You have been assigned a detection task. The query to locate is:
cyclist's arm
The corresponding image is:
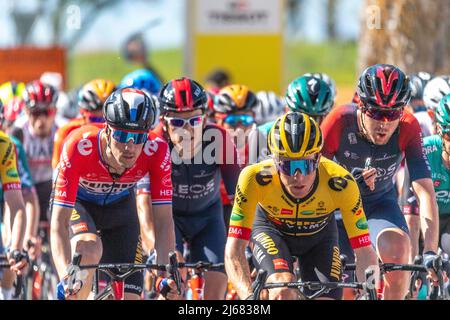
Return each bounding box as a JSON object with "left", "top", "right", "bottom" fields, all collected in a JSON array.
[
  {"left": 411, "top": 178, "right": 439, "bottom": 253},
  {"left": 50, "top": 140, "right": 82, "bottom": 278},
  {"left": 138, "top": 139, "right": 175, "bottom": 264},
  {"left": 0, "top": 138, "right": 26, "bottom": 251},
  {"left": 50, "top": 205, "right": 72, "bottom": 279},
  {"left": 336, "top": 173, "right": 379, "bottom": 285},
  {"left": 152, "top": 204, "right": 175, "bottom": 265},
  {"left": 23, "top": 189, "right": 40, "bottom": 245},
  {"left": 401, "top": 116, "right": 439, "bottom": 253},
  {"left": 52, "top": 128, "right": 65, "bottom": 169},
  {"left": 225, "top": 237, "right": 253, "bottom": 299},
  {"left": 225, "top": 165, "right": 259, "bottom": 299},
  {"left": 4, "top": 189, "right": 26, "bottom": 251}
]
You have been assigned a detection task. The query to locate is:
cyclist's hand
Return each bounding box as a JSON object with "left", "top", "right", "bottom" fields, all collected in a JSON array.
[
  {"left": 361, "top": 168, "right": 377, "bottom": 191},
  {"left": 423, "top": 251, "right": 440, "bottom": 283},
  {"left": 7, "top": 250, "right": 29, "bottom": 275},
  {"left": 56, "top": 275, "right": 83, "bottom": 300},
  {"left": 156, "top": 277, "right": 183, "bottom": 300},
  {"left": 24, "top": 237, "right": 42, "bottom": 261}
]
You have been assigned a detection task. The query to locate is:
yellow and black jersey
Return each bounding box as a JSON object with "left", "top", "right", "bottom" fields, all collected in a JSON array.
[
  {"left": 0, "top": 130, "right": 21, "bottom": 192},
  {"left": 228, "top": 157, "right": 371, "bottom": 249}
]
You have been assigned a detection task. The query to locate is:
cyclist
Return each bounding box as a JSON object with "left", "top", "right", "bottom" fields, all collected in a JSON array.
[
  {"left": 0, "top": 123, "right": 28, "bottom": 298},
  {"left": 249, "top": 75, "right": 334, "bottom": 164},
  {"left": 52, "top": 79, "right": 116, "bottom": 169},
  {"left": 140, "top": 77, "right": 241, "bottom": 300},
  {"left": 321, "top": 64, "right": 439, "bottom": 300},
  {"left": 396, "top": 72, "right": 434, "bottom": 262},
  {"left": 11, "top": 80, "right": 59, "bottom": 224},
  {"left": 119, "top": 68, "right": 162, "bottom": 95},
  {"left": 401, "top": 94, "right": 450, "bottom": 257},
  {"left": 50, "top": 88, "right": 176, "bottom": 300},
  {"left": 407, "top": 72, "right": 435, "bottom": 137},
  {"left": 213, "top": 84, "right": 259, "bottom": 229},
  {"left": 423, "top": 75, "right": 450, "bottom": 113},
  {"left": 253, "top": 91, "right": 285, "bottom": 125},
  {"left": 225, "top": 112, "right": 379, "bottom": 300}
]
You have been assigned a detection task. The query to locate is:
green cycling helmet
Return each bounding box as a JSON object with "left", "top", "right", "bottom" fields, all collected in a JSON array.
[
  {"left": 285, "top": 76, "right": 334, "bottom": 116},
  {"left": 436, "top": 93, "right": 450, "bottom": 133}
]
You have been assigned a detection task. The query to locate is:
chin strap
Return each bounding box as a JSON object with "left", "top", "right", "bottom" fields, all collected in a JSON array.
[{"left": 103, "top": 126, "right": 123, "bottom": 180}]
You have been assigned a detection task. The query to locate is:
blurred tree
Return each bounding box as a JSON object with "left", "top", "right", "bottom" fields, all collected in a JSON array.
[
  {"left": 326, "top": 0, "right": 337, "bottom": 41},
  {"left": 10, "top": 0, "right": 159, "bottom": 51},
  {"left": 358, "top": 0, "right": 449, "bottom": 74},
  {"left": 286, "top": 0, "right": 305, "bottom": 38}
]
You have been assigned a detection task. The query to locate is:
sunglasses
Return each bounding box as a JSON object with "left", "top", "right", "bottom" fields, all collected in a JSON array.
[
  {"left": 111, "top": 128, "right": 148, "bottom": 144},
  {"left": 29, "top": 108, "right": 56, "bottom": 118},
  {"left": 223, "top": 114, "right": 255, "bottom": 127},
  {"left": 276, "top": 157, "right": 319, "bottom": 176},
  {"left": 87, "top": 115, "right": 105, "bottom": 123},
  {"left": 165, "top": 115, "right": 204, "bottom": 128},
  {"left": 364, "top": 106, "right": 403, "bottom": 122}
]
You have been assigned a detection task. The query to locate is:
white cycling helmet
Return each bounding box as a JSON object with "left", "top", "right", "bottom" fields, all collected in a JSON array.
[
  {"left": 254, "top": 91, "right": 285, "bottom": 124},
  {"left": 423, "top": 75, "right": 450, "bottom": 110}
]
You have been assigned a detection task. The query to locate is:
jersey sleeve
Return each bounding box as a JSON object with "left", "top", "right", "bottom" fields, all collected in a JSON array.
[
  {"left": 332, "top": 172, "right": 372, "bottom": 249},
  {"left": 51, "top": 134, "right": 83, "bottom": 209},
  {"left": 0, "top": 135, "right": 21, "bottom": 191},
  {"left": 218, "top": 128, "right": 242, "bottom": 199},
  {"left": 228, "top": 165, "right": 260, "bottom": 241},
  {"left": 399, "top": 112, "right": 431, "bottom": 182},
  {"left": 320, "top": 105, "right": 346, "bottom": 159},
  {"left": 11, "top": 136, "right": 34, "bottom": 190},
  {"left": 144, "top": 137, "right": 173, "bottom": 206}
]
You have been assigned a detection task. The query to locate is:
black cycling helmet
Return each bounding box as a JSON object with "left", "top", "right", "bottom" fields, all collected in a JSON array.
[{"left": 103, "top": 87, "right": 157, "bottom": 131}]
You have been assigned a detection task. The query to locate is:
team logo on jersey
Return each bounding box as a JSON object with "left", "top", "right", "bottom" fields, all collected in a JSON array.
[
  {"left": 434, "top": 180, "right": 441, "bottom": 188},
  {"left": 235, "top": 185, "right": 248, "bottom": 205},
  {"left": 6, "top": 168, "right": 19, "bottom": 178},
  {"left": 273, "top": 258, "right": 289, "bottom": 270},
  {"left": 55, "top": 175, "right": 68, "bottom": 188},
  {"left": 280, "top": 208, "right": 293, "bottom": 215},
  {"left": 77, "top": 139, "right": 93, "bottom": 156},
  {"left": 231, "top": 208, "right": 244, "bottom": 221},
  {"left": 162, "top": 173, "right": 172, "bottom": 187},
  {"left": 300, "top": 210, "right": 314, "bottom": 216},
  {"left": 328, "top": 176, "right": 348, "bottom": 191},
  {"left": 255, "top": 166, "right": 273, "bottom": 186},
  {"left": 356, "top": 217, "right": 368, "bottom": 230},
  {"left": 143, "top": 140, "right": 159, "bottom": 156}
]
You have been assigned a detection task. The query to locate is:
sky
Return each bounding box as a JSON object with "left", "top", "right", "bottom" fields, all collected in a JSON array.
[{"left": 0, "top": 0, "right": 363, "bottom": 53}]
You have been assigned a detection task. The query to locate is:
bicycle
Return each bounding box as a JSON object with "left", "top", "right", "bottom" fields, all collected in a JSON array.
[
  {"left": 66, "top": 251, "right": 182, "bottom": 300},
  {"left": 181, "top": 261, "right": 224, "bottom": 300},
  {"left": 343, "top": 256, "right": 450, "bottom": 300},
  {"left": 249, "top": 267, "right": 378, "bottom": 300}
]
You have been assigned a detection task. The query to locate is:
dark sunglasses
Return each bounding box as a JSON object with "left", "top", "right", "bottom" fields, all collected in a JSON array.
[
  {"left": 165, "top": 115, "right": 204, "bottom": 128},
  {"left": 29, "top": 108, "right": 56, "bottom": 118},
  {"left": 276, "top": 157, "right": 319, "bottom": 176},
  {"left": 364, "top": 106, "right": 403, "bottom": 122},
  {"left": 223, "top": 114, "right": 255, "bottom": 127},
  {"left": 111, "top": 128, "right": 148, "bottom": 144}
]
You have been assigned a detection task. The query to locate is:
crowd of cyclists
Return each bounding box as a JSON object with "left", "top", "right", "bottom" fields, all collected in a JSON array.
[{"left": 0, "top": 61, "right": 449, "bottom": 300}]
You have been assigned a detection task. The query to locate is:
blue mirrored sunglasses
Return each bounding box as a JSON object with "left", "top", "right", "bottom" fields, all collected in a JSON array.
[
  {"left": 276, "top": 158, "right": 318, "bottom": 176},
  {"left": 111, "top": 128, "right": 148, "bottom": 144},
  {"left": 223, "top": 114, "right": 255, "bottom": 127}
]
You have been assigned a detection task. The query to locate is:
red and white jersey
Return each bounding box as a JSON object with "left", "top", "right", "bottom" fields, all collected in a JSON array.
[{"left": 52, "top": 125, "right": 172, "bottom": 208}]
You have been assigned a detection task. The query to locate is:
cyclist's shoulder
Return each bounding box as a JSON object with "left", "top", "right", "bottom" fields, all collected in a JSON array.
[
  {"left": 423, "top": 134, "right": 442, "bottom": 154},
  {"left": 0, "top": 130, "right": 15, "bottom": 152},
  {"left": 399, "top": 109, "right": 421, "bottom": 129},
  {"left": 239, "top": 159, "right": 277, "bottom": 185},
  {"left": 56, "top": 118, "right": 87, "bottom": 135},
  {"left": 318, "top": 157, "right": 357, "bottom": 189}
]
